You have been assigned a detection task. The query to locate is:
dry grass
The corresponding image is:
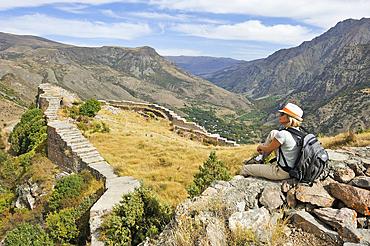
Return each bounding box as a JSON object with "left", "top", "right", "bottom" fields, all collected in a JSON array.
[
  {"left": 319, "top": 131, "right": 370, "bottom": 150},
  {"left": 86, "top": 108, "right": 258, "bottom": 208},
  {"left": 80, "top": 107, "right": 370, "bottom": 208}
]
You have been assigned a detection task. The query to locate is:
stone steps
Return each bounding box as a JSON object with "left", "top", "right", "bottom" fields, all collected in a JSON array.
[
  {"left": 64, "top": 137, "right": 89, "bottom": 145},
  {"left": 70, "top": 142, "right": 94, "bottom": 150},
  {"left": 73, "top": 146, "right": 97, "bottom": 154},
  {"left": 81, "top": 155, "right": 105, "bottom": 164},
  {"left": 77, "top": 150, "right": 101, "bottom": 159}
]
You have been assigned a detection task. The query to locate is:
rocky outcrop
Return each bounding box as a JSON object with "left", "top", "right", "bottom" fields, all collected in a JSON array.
[{"left": 142, "top": 146, "right": 370, "bottom": 246}]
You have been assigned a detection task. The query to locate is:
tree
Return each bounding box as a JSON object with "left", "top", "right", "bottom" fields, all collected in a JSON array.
[
  {"left": 49, "top": 174, "right": 83, "bottom": 211},
  {"left": 5, "top": 222, "right": 53, "bottom": 246},
  {"left": 10, "top": 108, "right": 47, "bottom": 155},
  {"left": 102, "top": 183, "right": 172, "bottom": 246},
  {"left": 46, "top": 207, "right": 80, "bottom": 244},
  {"left": 78, "top": 98, "right": 101, "bottom": 117},
  {"left": 186, "top": 151, "right": 231, "bottom": 198}
]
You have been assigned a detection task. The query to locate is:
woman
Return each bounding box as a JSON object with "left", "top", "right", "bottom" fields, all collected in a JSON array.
[{"left": 240, "top": 103, "right": 303, "bottom": 180}]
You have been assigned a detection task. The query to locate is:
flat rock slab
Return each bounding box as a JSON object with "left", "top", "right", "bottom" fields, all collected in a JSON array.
[
  {"left": 291, "top": 210, "right": 340, "bottom": 243},
  {"left": 327, "top": 150, "right": 350, "bottom": 161}
]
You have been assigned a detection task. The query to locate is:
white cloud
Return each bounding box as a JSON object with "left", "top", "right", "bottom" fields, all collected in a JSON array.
[
  {"left": 150, "top": 0, "right": 370, "bottom": 28},
  {"left": 156, "top": 48, "right": 202, "bottom": 56},
  {"left": 0, "top": 0, "right": 139, "bottom": 11},
  {"left": 129, "top": 12, "right": 189, "bottom": 21},
  {"left": 171, "top": 20, "right": 318, "bottom": 45},
  {"left": 55, "top": 4, "right": 90, "bottom": 14},
  {"left": 0, "top": 13, "right": 152, "bottom": 40}
]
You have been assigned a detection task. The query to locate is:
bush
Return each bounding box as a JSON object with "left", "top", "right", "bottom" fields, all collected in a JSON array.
[
  {"left": 46, "top": 207, "right": 80, "bottom": 244},
  {"left": 102, "top": 183, "right": 172, "bottom": 246},
  {"left": 186, "top": 151, "right": 231, "bottom": 198},
  {"left": 78, "top": 98, "right": 101, "bottom": 117},
  {"left": 5, "top": 222, "right": 53, "bottom": 246},
  {"left": 69, "top": 105, "right": 79, "bottom": 119},
  {"left": 10, "top": 108, "right": 47, "bottom": 155},
  {"left": 49, "top": 174, "right": 83, "bottom": 211}
]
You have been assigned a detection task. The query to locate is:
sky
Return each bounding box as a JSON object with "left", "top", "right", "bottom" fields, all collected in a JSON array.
[{"left": 0, "top": 1, "right": 369, "bottom": 61}]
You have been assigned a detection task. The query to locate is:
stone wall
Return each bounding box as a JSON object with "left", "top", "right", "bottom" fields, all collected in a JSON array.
[
  {"left": 38, "top": 83, "right": 140, "bottom": 246},
  {"left": 101, "top": 99, "right": 239, "bottom": 147}
]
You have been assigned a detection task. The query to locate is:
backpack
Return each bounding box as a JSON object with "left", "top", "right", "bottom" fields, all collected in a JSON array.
[{"left": 277, "top": 127, "right": 329, "bottom": 186}]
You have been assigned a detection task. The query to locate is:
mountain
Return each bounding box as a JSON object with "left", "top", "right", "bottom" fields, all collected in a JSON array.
[
  {"left": 204, "top": 18, "right": 370, "bottom": 99},
  {"left": 164, "top": 56, "right": 244, "bottom": 76},
  {"left": 203, "top": 18, "right": 370, "bottom": 135},
  {"left": 0, "top": 32, "right": 251, "bottom": 124}
]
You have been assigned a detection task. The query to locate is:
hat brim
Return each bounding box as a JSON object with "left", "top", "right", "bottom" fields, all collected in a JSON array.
[{"left": 278, "top": 109, "right": 302, "bottom": 121}]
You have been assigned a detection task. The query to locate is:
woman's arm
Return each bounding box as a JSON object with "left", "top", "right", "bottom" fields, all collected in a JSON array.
[{"left": 257, "top": 137, "right": 281, "bottom": 153}]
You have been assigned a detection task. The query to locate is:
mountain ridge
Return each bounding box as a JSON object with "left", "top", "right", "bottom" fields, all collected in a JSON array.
[
  {"left": 0, "top": 33, "right": 251, "bottom": 123},
  {"left": 164, "top": 55, "right": 244, "bottom": 76},
  {"left": 203, "top": 18, "right": 370, "bottom": 135}
]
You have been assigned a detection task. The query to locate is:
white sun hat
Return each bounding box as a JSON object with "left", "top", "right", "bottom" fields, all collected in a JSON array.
[{"left": 278, "top": 103, "right": 303, "bottom": 121}]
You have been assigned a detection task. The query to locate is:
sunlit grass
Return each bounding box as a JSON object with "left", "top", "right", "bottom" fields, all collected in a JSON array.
[
  {"left": 86, "top": 108, "right": 257, "bottom": 208},
  {"left": 79, "top": 107, "right": 370, "bottom": 208},
  {"left": 319, "top": 131, "right": 370, "bottom": 150}
]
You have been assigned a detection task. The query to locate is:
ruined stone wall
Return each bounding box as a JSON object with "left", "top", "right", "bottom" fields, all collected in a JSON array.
[
  {"left": 101, "top": 99, "right": 239, "bottom": 147},
  {"left": 38, "top": 83, "right": 140, "bottom": 246}
]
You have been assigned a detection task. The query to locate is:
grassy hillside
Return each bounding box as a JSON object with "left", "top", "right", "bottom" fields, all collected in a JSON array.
[
  {"left": 77, "top": 107, "right": 370, "bottom": 208},
  {"left": 79, "top": 108, "right": 257, "bottom": 208}
]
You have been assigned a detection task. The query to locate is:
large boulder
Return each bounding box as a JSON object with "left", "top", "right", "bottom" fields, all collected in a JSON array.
[
  {"left": 295, "top": 182, "right": 335, "bottom": 207},
  {"left": 350, "top": 176, "right": 370, "bottom": 189},
  {"left": 259, "top": 187, "right": 284, "bottom": 211},
  {"left": 313, "top": 207, "right": 357, "bottom": 229},
  {"left": 290, "top": 210, "right": 341, "bottom": 243},
  {"left": 334, "top": 169, "right": 356, "bottom": 183},
  {"left": 330, "top": 182, "right": 370, "bottom": 216},
  {"left": 338, "top": 225, "right": 370, "bottom": 245}
]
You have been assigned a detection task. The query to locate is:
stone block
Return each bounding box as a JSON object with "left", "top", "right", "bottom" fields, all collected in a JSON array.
[
  {"left": 330, "top": 182, "right": 370, "bottom": 216},
  {"left": 295, "top": 182, "right": 335, "bottom": 207}
]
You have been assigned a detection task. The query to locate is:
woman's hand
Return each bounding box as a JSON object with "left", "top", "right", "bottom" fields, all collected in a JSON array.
[
  {"left": 258, "top": 138, "right": 281, "bottom": 153},
  {"left": 257, "top": 144, "right": 264, "bottom": 154}
]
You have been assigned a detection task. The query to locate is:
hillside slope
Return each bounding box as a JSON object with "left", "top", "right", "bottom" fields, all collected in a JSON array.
[
  {"left": 204, "top": 18, "right": 370, "bottom": 99},
  {"left": 0, "top": 32, "right": 251, "bottom": 123},
  {"left": 204, "top": 18, "right": 370, "bottom": 135},
  {"left": 165, "top": 56, "right": 244, "bottom": 76}
]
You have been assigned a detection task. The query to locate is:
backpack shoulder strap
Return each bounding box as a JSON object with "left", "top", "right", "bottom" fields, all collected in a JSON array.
[{"left": 283, "top": 127, "right": 306, "bottom": 139}]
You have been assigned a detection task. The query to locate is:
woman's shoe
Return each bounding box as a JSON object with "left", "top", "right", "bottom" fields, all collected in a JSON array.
[{"left": 243, "top": 155, "right": 263, "bottom": 165}]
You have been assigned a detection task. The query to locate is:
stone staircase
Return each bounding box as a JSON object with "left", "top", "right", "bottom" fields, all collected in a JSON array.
[{"left": 38, "top": 83, "right": 140, "bottom": 246}]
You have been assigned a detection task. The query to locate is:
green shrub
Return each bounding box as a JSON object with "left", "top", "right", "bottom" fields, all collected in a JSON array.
[
  {"left": 91, "top": 122, "right": 101, "bottom": 133},
  {"left": 77, "top": 122, "right": 88, "bottom": 133},
  {"left": 1, "top": 155, "right": 15, "bottom": 179},
  {"left": 102, "top": 183, "right": 172, "bottom": 246},
  {"left": 69, "top": 105, "right": 79, "bottom": 119},
  {"left": 18, "top": 151, "right": 36, "bottom": 174},
  {"left": 5, "top": 222, "right": 53, "bottom": 246},
  {"left": 49, "top": 174, "right": 83, "bottom": 211},
  {"left": 46, "top": 207, "right": 80, "bottom": 244},
  {"left": 186, "top": 151, "right": 231, "bottom": 198},
  {"left": 10, "top": 108, "right": 47, "bottom": 155},
  {"left": 78, "top": 98, "right": 101, "bottom": 117},
  {"left": 101, "top": 122, "right": 110, "bottom": 133},
  {"left": 356, "top": 127, "right": 370, "bottom": 134}
]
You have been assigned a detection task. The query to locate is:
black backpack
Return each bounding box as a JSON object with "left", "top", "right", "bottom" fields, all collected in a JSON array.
[{"left": 277, "top": 127, "right": 329, "bottom": 186}]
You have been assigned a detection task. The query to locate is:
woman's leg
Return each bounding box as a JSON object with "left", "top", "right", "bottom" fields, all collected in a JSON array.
[
  {"left": 261, "top": 130, "right": 279, "bottom": 160},
  {"left": 240, "top": 163, "right": 290, "bottom": 180}
]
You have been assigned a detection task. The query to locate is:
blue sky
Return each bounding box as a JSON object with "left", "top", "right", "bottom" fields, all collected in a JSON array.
[{"left": 1, "top": 0, "right": 369, "bottom": 60}]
